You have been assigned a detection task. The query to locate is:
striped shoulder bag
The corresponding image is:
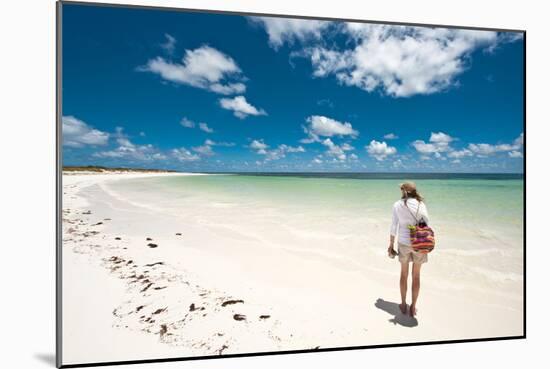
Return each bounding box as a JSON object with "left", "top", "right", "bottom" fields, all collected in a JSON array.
[{"left": 404, "top": 201, "right": 435, "bottom": 254}]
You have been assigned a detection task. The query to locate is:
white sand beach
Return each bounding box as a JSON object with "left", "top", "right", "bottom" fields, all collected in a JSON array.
[{"left": 61, "top": 172, "right": 523, "bottom": 365}]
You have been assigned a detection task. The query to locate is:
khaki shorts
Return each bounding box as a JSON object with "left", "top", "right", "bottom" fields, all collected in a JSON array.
[{"left": 398, "top": 243, "right": 428, "bottom": 264}]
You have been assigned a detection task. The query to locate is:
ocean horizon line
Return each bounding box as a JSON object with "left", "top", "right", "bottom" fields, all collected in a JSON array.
[{"left": 62, "top": 166, "right": 524, "bottom": 180}]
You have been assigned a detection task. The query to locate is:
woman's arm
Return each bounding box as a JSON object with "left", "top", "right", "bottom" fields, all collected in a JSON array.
[
  {"left": 389, "top": 204, "right": 398, "bottom": 255},
  {"left": 390, "top": 203, "right": 399, "bottom": 240}
]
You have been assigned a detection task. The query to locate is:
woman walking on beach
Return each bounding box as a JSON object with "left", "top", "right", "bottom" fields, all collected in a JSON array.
[{"left": 388, "top": 182, "right": 429, "bottom": 317}]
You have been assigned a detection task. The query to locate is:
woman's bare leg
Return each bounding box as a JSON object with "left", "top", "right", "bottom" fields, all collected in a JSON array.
[
  {"left": 410, "top": 262, "right": 422, "bottom": 317},
  {"left": 399, "top": 262, "right": 409, "bottom": 313}
]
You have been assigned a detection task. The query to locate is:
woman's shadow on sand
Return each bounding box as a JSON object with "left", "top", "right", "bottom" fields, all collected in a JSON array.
[{"left": 375, "top": 298, "right": 418, "bottom": 327}]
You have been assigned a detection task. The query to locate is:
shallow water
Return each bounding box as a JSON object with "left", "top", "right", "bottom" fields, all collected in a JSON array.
[{"left": 108, "top": 173, "right": 524, "bottom": 302}]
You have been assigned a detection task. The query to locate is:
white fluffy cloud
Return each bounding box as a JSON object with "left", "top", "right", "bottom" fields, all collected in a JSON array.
[
  {"left": 302, "top": 24, "right": 501, "bottom": 97},
  {"left": 302, "top": 115, "right": 358, "bottom": 143},
  {"left": 412, "top": 132, "right": 455, "bottom": 155},
  {"left": 205, "top": 139, "right": 235, "bottom": 147},
  {"left": 366, "top": 140, "right": 397, "bottom": 161},
  {"left": 468, "top": 143, "right": 516, "bottom": 156},
  {"left": 410, "top": 132, "right": 525, "bottom": 162},
  {"left": 250, "top": 139, "right": 305, "bottom": 161},
  {"left": 180, "top": 117, "right": 195, "bottom": 128},
  {"left": 279, "top": 144, "right": 306, "bottom": 153},
  {"left": 299, "top": 116, "right": 358, "bottom": 161},
  {"left": 191, "top": 139, "right": 235, "bottom": 158},
  {"left": 219, "top": 96, "right": 267, "bottom": 119},
  {"left": 172, "top": 147, "right": 200, "bottom": 162},
  {"left": 62, "top": 116, "right": 110, "bottom": 148},
  {"left": 412, "top": 141, "right": 440, "bottom": 154},
  {"left": 322, "top": 138, "right": 348, "bottom": 161},
  {"left": 430, "top": 132, "right": 454, "bottom": 144},
  {"left": 383, "top": 133, "right": 398, "bottom": 140},
  {"left": 142, "top": 45, "right": 246, "bottom": 95},
  {"left": 514, "top": 133, "right": 524, "bottom": 146},
  {"left": 180, "top": 117, "right": 214, "bottom": 133},
  {"left": 447, "top": 148, "right": 473, "bottom": 159},
  {"left": 198, "top": 122, "right": 214, "bottom": 133},
  {"left": 467, "top": 133, "right": 523, "bottom": 156},
  {"left": 160, "top": 33, "right": 176, "bottom": 54},
  {"left": 341, "top": 143, "right": 355, "bottom": 151},
  {"left": 249, "top": 17, "right": 330, "bottom": 49},
  {"left": 94, "top": 127, "right": 166, "bottom": 161},
  {"left": 250, "top": 139, "right": 268, "bottom": 153},
  {"left": 251, "top": 17, "right": 520, "bottom": 98},
  {"left": 192, "top": 144, "right": 214, "bottom": 156}
]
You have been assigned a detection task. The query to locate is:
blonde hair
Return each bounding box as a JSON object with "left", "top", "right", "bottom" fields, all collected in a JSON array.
[{"left": 400, "top": 182, "right": 423, "bottom": 203}]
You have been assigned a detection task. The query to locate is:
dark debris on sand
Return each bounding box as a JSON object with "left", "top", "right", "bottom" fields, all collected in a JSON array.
[
  {"left": 189, "top": 303, "right": 206, "bottom": 312},
  {"left": 152, "top": 308, "right": 167, "bottom": 315},
  {"left": 159, "top": 324, "right": 168, "bottom": 337},
  {"left": 221, "top": 299, "right": 244, "bottom": 307},
  {"left": 141, "top": 282, "right": 153, "bottom": 292},
  {"left": 145, "top": 262, "right": 164, "bottom": 267}
]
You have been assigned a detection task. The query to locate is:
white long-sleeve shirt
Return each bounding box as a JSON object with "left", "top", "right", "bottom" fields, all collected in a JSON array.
[{"left": 390, "top": 198, "right": 429, "bottom": 246}]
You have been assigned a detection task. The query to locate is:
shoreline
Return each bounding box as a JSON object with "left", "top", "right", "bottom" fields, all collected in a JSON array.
[{"left": 61, "top": 171, "right": 523, "bottom": 365}]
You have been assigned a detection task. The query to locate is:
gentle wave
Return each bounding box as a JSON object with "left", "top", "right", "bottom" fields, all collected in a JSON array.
[
  {"left": 471, "top": 266, "right": 523, "bottom": 283},
  {"left": 438, "top": 247, "right": 511, "bottom": 257}
]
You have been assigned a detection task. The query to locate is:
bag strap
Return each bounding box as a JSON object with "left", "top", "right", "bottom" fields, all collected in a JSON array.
[{"left": 404, "top": 200, "right": 421, "bottom": 225}]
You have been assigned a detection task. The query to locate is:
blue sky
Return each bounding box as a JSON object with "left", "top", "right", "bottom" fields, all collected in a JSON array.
[{"left": 61, "top": 4, "right": 524, "bottom": 173}]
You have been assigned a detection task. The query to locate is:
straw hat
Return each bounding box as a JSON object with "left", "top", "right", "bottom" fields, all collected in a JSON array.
[{"left": 400, "top": 181, "right": 417, "bottom": 193}]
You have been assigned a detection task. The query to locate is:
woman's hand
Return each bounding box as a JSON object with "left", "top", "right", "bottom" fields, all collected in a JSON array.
[
  {"left": 388, "top": 235, "right": 397, "bottom": 258},
  {"left": 388, "top": 245, "right": 397, "bottom": 258}
]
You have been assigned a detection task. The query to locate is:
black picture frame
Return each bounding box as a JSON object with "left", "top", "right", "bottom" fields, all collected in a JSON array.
[{"left": 56, "top": 1, "right": 526, "bottom": 367}]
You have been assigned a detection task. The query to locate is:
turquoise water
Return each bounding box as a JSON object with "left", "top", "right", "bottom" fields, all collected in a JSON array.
[
  {"left": 108, "top": 173, "right": 524, "bottom": 294},
  {"left": 134, "top": 174, "right": 523, "bottom": 236}
]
